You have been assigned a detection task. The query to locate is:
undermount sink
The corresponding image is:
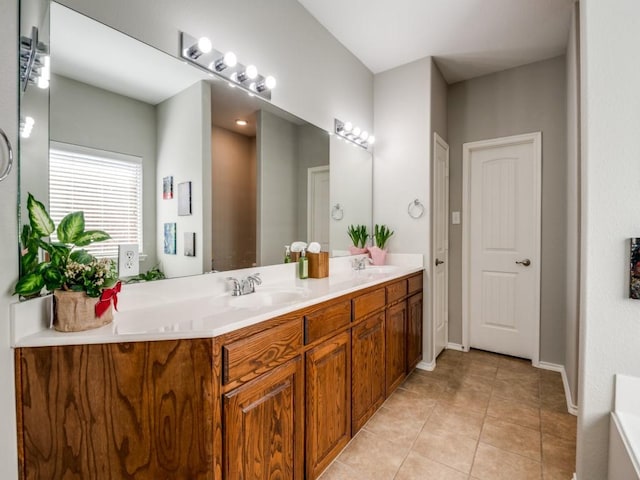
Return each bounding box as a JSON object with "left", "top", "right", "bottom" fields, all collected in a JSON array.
[
  {"left": 362, "top": 265, "right": 401, "bottom": 274},
  {"left": 227, "top": 287, "right": 310, "bottom": 309}
]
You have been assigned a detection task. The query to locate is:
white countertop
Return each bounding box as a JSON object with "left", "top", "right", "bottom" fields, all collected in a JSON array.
[{"left": 11, "top": 254, "right": 424, "bottom": 348}]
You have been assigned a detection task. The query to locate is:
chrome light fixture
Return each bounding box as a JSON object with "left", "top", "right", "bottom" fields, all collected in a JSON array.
[
  {"left": 180, "top": 32, "right": 276, "bottom": 101},
  {"left": 20, "top": 116, "right": 35, "bottom": 138},
  {"left": 335, "top": 119, "right": 375, "bottom": 149},
  {"left": 20, "top": 26, "right": 50, "bottom": 92}
]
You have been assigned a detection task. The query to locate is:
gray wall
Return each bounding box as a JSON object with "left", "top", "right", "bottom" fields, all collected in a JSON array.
[
  {"left": 430, "top": 61, "right": 448, "bottom": 141},
  {"left": 447, "top": 56, "right": 567, "bottom": 364},
  {"left": 296, "top": 124, "right": 329, "bottom": 242},
  {"left": 50, "top": 74, "right": 158, "bottom": 270},
  {"left": 156, "top": 81, "right": 212, "bottom": 277},
  {"left": 257, "top": 110, "right": 298, "bottom": 266},
  {"left": 565, "top": 4, "right": 580, "bottom": 407},
  {"left": 211, "top": 126, "right": 256, "bottom": 271}
]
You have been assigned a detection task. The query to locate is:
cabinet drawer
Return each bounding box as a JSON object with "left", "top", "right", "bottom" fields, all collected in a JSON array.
[
  {"left": 223, "top": 320, "right": 303, "bottom": 385},
  {"left": 408, "top": 273, "right": 423, "bottom": 294},
  {"left": 352, "top": 288, "right": 386, "bottom": 320},
  {"left": 304, "top": 300, "right": 351, "bottom": 344},
  {"left": 386, "top": 280, "right": 407, "bottom": 304}
]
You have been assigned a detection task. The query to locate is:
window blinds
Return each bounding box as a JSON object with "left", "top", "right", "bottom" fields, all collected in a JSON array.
[{"left": 49, "top": 143, "right": 143, "bottom": 258}]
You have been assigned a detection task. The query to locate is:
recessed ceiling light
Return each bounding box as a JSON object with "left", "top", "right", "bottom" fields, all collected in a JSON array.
[{"left": 236, "top": 119, "right": 248, "bottom": 126}]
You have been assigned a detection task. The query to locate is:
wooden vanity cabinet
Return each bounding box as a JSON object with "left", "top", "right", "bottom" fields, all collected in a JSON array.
[
  {"left": 351, "top": 311, "right": 386, "bottom": 433},
  {"left": 385, "top": 300, "right": 407, "bottom": 395},
  {"left": 223, "top": 356, "right": 304, "bottom": 480},
  {"left": 305, "top": 331, "right": 351, "bottom": 479},
  {"left": 15, "top": 339, "right": 217, "bottom": 480},
  {"left": 407, "top": 292, "right": 424, "bottom": 370}
]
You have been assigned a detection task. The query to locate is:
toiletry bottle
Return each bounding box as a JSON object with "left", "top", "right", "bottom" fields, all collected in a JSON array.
[
  {"left": 298, "top": 248, "right": 308, "bottom": 279},
  {"left": 284, "top": 245, "right": 292, "bottom": 263}
]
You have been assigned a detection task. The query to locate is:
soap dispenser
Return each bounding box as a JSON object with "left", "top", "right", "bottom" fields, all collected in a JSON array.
[
  {"left": 298, "top": 248, "right": 308, "bottom": 279},
  {"left": 284, "top": 245, "right": 292, "bottom": 263}
]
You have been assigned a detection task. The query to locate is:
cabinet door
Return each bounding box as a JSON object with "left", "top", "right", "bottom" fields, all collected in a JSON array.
[
  {"left": 407, "top": 293, "right": 423, "bottom": 371},
  {"left": 305, "top": 331, "right": 351, "bottom": 479},
  {"left": 224, "top": 357, "right": 304, "bottom": 480},
  {"left": 351, "top": 312, "right": 385, "bottom": 433},
  {"left": 386, "top": 301, "right": 407, "bottom": 395}
]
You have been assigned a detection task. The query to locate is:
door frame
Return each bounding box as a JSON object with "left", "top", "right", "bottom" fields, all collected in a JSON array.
[
  {"left": 307, "top": 165, "right": 330, "bottom": 242},
  {"left": 432, "top": 132, "right": 450, "bottom": 358},
  {"left": 461, "top": 132, "right": 542, "bottom": 365}
]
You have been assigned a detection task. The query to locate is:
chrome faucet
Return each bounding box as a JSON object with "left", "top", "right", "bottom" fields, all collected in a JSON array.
[
  {"left": 352, "top": 256, "right": 372, "bottom": 271},
  {"left": 226, "top": 273, "right": 262, "bottom": 296}
]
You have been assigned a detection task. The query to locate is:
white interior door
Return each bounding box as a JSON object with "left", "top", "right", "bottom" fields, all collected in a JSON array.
[
  {"left": 308, "top": 166, "right": 330, "bottom": 251},
  {"left": 433, "top": 133, "right": 449, "bottom": 358},
  {"left": 462, "top": 132, "right": 541, "bottom": 361}
]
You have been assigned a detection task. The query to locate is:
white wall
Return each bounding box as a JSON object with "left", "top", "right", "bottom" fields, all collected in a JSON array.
[
  {"left": 374, "top": 57, "right": 433, "bottom": 362},
  {"left": 577, "top": 1, "right": 640, "bottom": 478},
  {"left": 156, "top": 80, "right": 212, "bottom": 277},
  {"left": 329, "top": 137, "right": 373, "bottom": 252},
  {"left": 565, "top": 3, "right": 580, "bottom": 409},
  {"left": 51, "top": 74, "right": 158, "bottom": 270},
  {"left": 257, "top": 110, "right": 298, "bottom": 266}
]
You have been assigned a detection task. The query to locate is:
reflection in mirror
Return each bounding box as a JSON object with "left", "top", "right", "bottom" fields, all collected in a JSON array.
[{"left": 19, "top": 1, "right": 373, "bottom": 280}]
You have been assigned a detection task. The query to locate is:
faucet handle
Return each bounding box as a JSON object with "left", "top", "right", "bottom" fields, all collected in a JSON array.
[
  {"left": 226, "top": 277, "right": 241, "bottom": 295},
  {"left": 247, "top": 272, "right": 262, "bottom": 285}
]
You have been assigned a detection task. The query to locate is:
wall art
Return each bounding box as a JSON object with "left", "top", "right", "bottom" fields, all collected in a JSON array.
[
  {"left": 630, "top": 238, "right": 640, "bottom": 299},
  {"left": 178, "top": 181, "right": 192, "bottom": 216},
  {"left": 164, "top": 223, "right": 176, "bottom": 255},
  {"left": 162, "top": 176, "right": 173, "bottom": 199},
  {"left": 184, "top": 232, "right": 196, "bottom": 257}
]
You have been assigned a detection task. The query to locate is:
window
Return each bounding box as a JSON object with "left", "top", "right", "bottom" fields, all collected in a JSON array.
[{"left": 49, "top": 142, "right": 143, "bottom": 258}]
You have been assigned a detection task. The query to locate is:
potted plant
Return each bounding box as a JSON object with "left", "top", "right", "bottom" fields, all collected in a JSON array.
[
  {"left": 14, "top": 193, "right": 120, "bottom": 332},
  {"left": 347, "top": 224, "right": 369, "bottom": 255},
  {"left": 370, "top": 224, "right": 394, "bottom": 265}
]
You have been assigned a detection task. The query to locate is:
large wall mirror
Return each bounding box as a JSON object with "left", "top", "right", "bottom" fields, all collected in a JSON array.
[{"left": 18, "top": 0, "right": 373, "bottom": 279}]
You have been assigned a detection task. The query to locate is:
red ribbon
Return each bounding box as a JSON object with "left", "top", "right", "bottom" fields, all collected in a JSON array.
[{"left": 95, "top": 281, "right": 122, "bottom": 318}]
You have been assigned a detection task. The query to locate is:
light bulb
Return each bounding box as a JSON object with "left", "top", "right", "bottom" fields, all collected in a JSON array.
[
  {"left": 223, "top": 52, "right": 237, "bottom": 67},
  {"left": 343, "top": 122, "right": 353, "bottom": 133},
  {"left": 264, "top": 75, "right": 276, "bottom": 90},
  {"left": 368, "top": 135, "right": 375, "bottom": 145},
  {"left": 235, "top": 119, "right": 248, "bottom": 126},
  {"left": 37, "top": 77, "right": 49, "bottom": 89},
  {"left": 245, "top": 64, "right": 258, "bottom": 80},
  {"left": 198, "top": 37, "right": 212, "bottom": 54},
  {"left": 213, "top": 51, "right": 237, "bottom": 72},
  {"left": 360, "top": 131, "right": 369, "bottom": 141},
  {"left": 353, "top": 127, "right": 361, "bottom": 137}
]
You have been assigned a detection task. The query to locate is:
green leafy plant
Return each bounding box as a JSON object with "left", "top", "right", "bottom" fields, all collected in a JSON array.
[
  {"left": 126, "top": 265, "right": 166, "bottom": 283},
  {"left": 347, "top": 224, "right": 369, "bottom": 248},
  {"left": 14, "top": 193, "right": 118, "bottom": 298},
  {"left": 373, "top": 224, "right": 394, "bottom": 249}
]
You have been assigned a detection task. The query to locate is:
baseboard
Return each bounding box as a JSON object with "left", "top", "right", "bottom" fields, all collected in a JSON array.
[
  {"left": 416, "top": 360, "right": 435, "bottom": 371},
  {"left": 446, "top": 342, "right": 466, "bottom": 352},
  {"left": 536, "top": 361, "right": 579, "bottom": 416}
]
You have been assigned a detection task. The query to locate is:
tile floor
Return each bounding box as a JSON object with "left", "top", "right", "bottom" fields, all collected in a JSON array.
[{"left": 319, "top": 348, "right": 577, "bottom": 480}]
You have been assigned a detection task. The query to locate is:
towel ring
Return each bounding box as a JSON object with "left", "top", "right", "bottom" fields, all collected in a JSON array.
[
  {"left": 407, "top": 199, "right": 424, "bottom": 219},
  {"left": 331, "top": 203, "right": 344, "bottom": 221},
  {"left": 0, "top": 128, "right": 14, "bottom": 182}
]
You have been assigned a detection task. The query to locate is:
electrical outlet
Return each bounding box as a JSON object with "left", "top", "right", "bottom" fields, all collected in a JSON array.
[{"left": 118, "top": 244, "right": 139, "bottom": 277}]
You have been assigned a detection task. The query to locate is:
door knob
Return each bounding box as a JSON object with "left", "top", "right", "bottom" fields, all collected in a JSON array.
[
  {"left": 435, "top": 259, "right": 444, "bottom": 266},
  {"left": 515, "top": 259, "right": 531, "bottom": 266}
]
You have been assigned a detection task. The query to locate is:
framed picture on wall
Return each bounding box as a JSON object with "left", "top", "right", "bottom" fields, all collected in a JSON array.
[
  {"left": 178, "top": 181, "right": 192, "bottom": 216},
  {"left": 184, "top": 232, "right": 196, "bottom": 257},
  {"left": 164, "top": 223, "right": 176, "bottom": 255},
  {"left": 630, "top": 238, "right": 640, "bottom": 299},
  {"left": 163, "top": 176, "right": 173, "bottom": 199}
]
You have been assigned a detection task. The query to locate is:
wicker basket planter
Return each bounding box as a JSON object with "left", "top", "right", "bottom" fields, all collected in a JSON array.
[{"left": 53, "top": 289, "right": 113, "bottom": 332}]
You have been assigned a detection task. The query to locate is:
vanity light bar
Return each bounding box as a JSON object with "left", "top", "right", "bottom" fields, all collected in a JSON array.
[
  {"left": 20, "top": 26, "right": 50, "bottom": 92},
  {"left": 180, "top": 32, "right": 276, "bottom": 101},
  {"left": 334, "top": 119, "right": 375, "bottom": 150}
]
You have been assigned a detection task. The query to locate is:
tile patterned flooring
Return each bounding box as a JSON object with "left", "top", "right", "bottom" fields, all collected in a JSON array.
[{"left": 319, "top": 348, "right": 577, "bottom": 480}]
